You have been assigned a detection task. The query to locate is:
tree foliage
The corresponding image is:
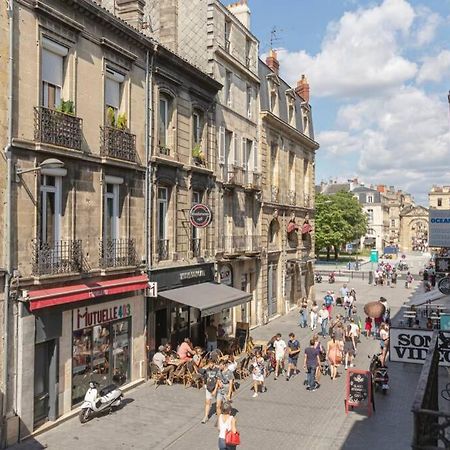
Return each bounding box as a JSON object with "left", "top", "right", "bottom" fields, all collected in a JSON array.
[{"left": 315, "top": 191, "right": 367, "bottom": 259}]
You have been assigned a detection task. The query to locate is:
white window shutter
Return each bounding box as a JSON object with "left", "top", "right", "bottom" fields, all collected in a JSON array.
[
  {"left": 248, "top": 140, "right": 254, "bottom": 172},
  {"left": 253, "top": 140, "right": 259, "bottom": 173},
  {"left": 233, "top": 133, "right": 239, "bottom": 166},
  {"left": 218, "top": 126, "right": 225, "bottom": 164},
  {"left": 242, "top": 137, "right": 247, "bottom": 171}
]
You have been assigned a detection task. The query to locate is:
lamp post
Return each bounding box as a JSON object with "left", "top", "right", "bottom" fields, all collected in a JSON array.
[{"left": 16, "top": 158, "right": 65, "bottom": 177}]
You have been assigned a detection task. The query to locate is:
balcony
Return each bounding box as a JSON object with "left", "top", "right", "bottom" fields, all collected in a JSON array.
[
  {"left": 192, "top": 238, "right": 201, "bottom": 258},
  {"left": 243, "top": 171, "right": 261, "bottom": 191},
  {"left": 100, "top": 126, "right": 136, "bottom": 162},
  {"left": 157, "top": 239, "right": 169, "bottom": 261},
  {"left": 32, "top": 239, "right": 83, "bottom": 276},
  {"left": 34, "top": 106, "right": 82, "bottom": 150},
  {"left": 99, "top": 238, "right": 137, "bottom": 268},
  {"left": 223, "top": 166, "right": 244, "bottom": 188},
  {"left": 222, "top": 235, "right": 261, "bottom": 255},
  {"left": 271, "top": 186, "right": 279, "bottom": 203},
  {"left": 158, "top": 145, "right": 171, "bottom": 157}
]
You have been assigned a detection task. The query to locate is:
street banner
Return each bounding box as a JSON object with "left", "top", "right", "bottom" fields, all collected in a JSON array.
[
  {"left": 389, "top": 328, "right": 450, "bottom": 366},
  {"left": 429, "top": 209, "right": 450, "bottom": 247}
]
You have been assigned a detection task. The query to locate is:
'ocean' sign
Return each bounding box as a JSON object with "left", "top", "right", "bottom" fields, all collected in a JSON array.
[{"left": 429, "top": 209, "right": 450, "bottom": 247}]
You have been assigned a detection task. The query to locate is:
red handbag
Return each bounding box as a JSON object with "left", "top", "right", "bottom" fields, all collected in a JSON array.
[{"left": 225, "top": 430, "right": 241, "bottom": 446}]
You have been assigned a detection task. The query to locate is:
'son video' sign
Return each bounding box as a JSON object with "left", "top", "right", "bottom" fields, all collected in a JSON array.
[
  {"left": 389, "top": 328, "right": 450, "bottom": 367},
  {"left": 429, "top": 209, "right": 450, "bottom": 247}
]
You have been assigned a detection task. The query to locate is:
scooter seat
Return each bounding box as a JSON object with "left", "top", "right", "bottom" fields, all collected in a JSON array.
[{"left": 99, "top": 384, "right": 118, "bottom": 397}]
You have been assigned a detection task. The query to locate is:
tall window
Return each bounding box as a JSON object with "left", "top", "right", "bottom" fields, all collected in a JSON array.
[
  {"left": 245, "top": 38, "right": 251, "bottom": 67},
  {"left": 270, "top": 143, "right": 278, "bottom": 186},
  {"left": 157, "top": 187, "right": 168, "bottom": 242},
  {"left": 438, "top": 198, "right": 442, "bottom": 207},
  {"left": 367, "top": 195, "right": 373, "bottom": 203},
  {"left": 225, "top": 71, "right": 232, "bottom": 107},
  {"left": 192, "top": 112, "right": 202, "bottom": 146},
  {"left": 270, "top": 87, "right": 277, "bottom": 113},
  {"left": 159, "top": 96, "right": 170, "bottom": 148},
  {"left": 41, "top": 38, "right": 68, "bottom": 109},
  {"left": 224, "top": 20, "right": 231, "bottom": 52},
  {"left": 105, "top": 68, "right": 124, "bottom": 125},
  {"left": 367, "top": 209, "right": 374, "bottom": 224},
  {"left": 40, "top": 175, "right": 61, "bottom": 244},
  {"left": 246, "top": 85, "right": 252, "bottom": 118},
  {"left": 289, "top": 152, "right": 295, "bottom": 191},
  {"left": 288, "top": 101, "right": 295, "bottom": 126},
  {"left": 104, "top": 183, "right": 119, "bottom": 241}
]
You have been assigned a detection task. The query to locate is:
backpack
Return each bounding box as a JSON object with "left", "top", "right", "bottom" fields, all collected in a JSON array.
[{"left": 325, "top": 295, "right": 333, "bottom": 307}]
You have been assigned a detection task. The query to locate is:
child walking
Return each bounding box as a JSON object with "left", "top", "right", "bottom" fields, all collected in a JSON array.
[{"left": 364, "top": 316, "right": 373, "bottom": 337}]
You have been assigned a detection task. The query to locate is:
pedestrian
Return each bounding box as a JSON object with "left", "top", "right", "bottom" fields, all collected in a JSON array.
[
  {"left": 379, "top": 323, "right": 389, "bottom": 367},
  {"left": 348, "top": 317, "right": 360, "bottom": 345},
  {"left": 310, "top": 301, "right": 318, "bottom": 331},
  {"left": 217, "top": 402, "right": 238, "bottom": 450},
  {"left": 327, "top": 335, "right": 341, "bottom": 380},
  {"left": 343, "top": 325, "right": 356, "bottom": 370},
  {"left": 405, "top": 272, "right": 413, "bottom": 288},
  {"left": 318, "top": 305, "right": 330, "bottom": 337},
  {"left": 374, "top": 315, "right": 382, "bottom": 337},
  {"left": 251, "top": 350, "right": 266, "bottom": 397},
  {"left": 380, "top": 296, "right": 391, "bottom": 324},
  {"left": 313, "top": 334, "right": 325, "bottom": 384},
  {"left": 299, "top": 297, "right": 308, "bottom": 328},
  {"left": 303, "top": 338, "right": 321, "bottom": 391},
  {"left": 324, "top": 291, "right": 334, "bottom": 318},
  {"left": 206, "top": 319, "right": 218, "bottom": 352},
  {"left": 391, "top": 269, "right": 397, "bottom": 287},
  {"left": 273, "top": 333, "right": 287, "bottom": 380},
  {"left": 364, "top": 317, "right": 373, "bottom": 337},
  {"left": 200, "top": 359, "right": 221, "bottom": 424},
  {"left": 286, "top": 332, "right": 301, "bottom": 380}
]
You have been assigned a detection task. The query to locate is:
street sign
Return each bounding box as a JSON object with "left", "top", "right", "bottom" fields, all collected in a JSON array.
[
  {"left": 370, "top": 249, "right": 378, "bottom": 263},
  {"left": 346, "top": 243, "right": 353, "bottom": 253},
  {"left": 147, "top": 282, "right": 158, "bottom": 298},
  {"left": 189, "top": 203, "right": 213, "bottom": 228},
  {"left": 438, "top": 277, "right": 450, "bottom": 295}
]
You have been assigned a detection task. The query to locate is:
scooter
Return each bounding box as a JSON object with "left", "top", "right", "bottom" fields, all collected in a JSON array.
[
  {"left": 79, "top": 381, "right": 123, "bottom": 423},
  {"left": 369, "top": 354, "right": 389, "bottom": 395},
  {"left": 315, "top": 273, "right": 322, "bottom": 283},
  {"left": 328, "top": 272, "right": 335, "bottom": 284}
]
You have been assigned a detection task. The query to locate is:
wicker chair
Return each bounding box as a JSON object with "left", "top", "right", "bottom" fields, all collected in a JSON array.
[
  {"left": 235, "top": 355, "right": 251, "bottom": 379},
  {"left": 172, "top": 361, "right": 188, "bottom": 384},
  {"left": 184, "top": 361, "right": 203, "bottom": 389},
  {"left": 149, "top": 362, "right": 168, "bottom": 388}
]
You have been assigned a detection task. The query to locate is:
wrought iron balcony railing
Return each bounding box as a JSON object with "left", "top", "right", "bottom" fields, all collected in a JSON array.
[
  {"left": 32, "top": 239, "right": 83, "bottom": 276},
  {"left": 34, "top": 106, "right": 82, "bottom": 150},
  {"left": 99, "top": 238, "right": 137, "bottom": 268},
  {"left": 157, "top": 239, "right": 169, "bottom": 261},
  {"left": 192, "top": 238, "right": 201, "bottom": 258},
  {"left": 158, "top": 145, "right": 171, "bottom": 157},
  {"left": 100, "top": 126, "right": 136, "bottom": 162}
]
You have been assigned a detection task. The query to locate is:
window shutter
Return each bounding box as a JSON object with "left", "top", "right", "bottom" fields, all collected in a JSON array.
[
  {"left": 42, "top": 49, "right": 63, "bottom": 87},
  {"left": 248, "top": 140, "right": 254, "bottom": 172},
  {"left": 105, "top": 78, "right": 120, "bottom": 109},
  {"left": 218, "top": 126, "right": 225, "bottom": 164},
  {"left": 253, "top": 140, "right": 259, "bottom": 173},
  {"left": 233, "top": 133, "right": 239, "bottom": 166},
  {"left": 242, "top": 137, "right": 247, "bottom": 171}
]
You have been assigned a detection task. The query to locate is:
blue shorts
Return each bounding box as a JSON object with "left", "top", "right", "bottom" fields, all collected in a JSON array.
[{"left": 288, "top": 357, "right": 298, "bottom": 365}]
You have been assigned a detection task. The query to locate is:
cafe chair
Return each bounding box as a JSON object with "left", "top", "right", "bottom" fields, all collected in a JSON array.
[
  {"left": 149, "top": 362, "right": 168, "bottom": 388},
  {"left": 184, "top": 363, "right": 203, "bottom": 389},
  {"left": 172, "top": 361, "right": 188, "bottom": 384},
  {"left": 235, "top": 355, "right": 251, "bottom": 380}
]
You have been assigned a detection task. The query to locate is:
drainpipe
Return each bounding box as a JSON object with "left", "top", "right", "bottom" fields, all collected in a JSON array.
[{"left": 3, "top": 0, "right": 14, "bottom": 439}]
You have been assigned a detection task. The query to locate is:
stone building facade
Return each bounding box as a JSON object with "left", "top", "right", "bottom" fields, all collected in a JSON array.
[
  {"left": 399, "top": 205, "right": 429, "bottom": 252},
  {"left": 259, "top": 54, "right": 318, "bottom": 320},
  {"left": 429, "top": 185, "right": 450, "bottom": 210}
]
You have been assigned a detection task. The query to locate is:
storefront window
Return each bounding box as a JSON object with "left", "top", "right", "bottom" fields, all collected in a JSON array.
[{"left": 72, "top": 318, "right": 130, "bottom": 406}]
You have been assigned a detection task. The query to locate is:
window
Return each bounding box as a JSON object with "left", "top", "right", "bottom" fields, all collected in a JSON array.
[
  {"left": 367, "top": 195, "right": 373, "bottom": 203},
  {"left": 391, "top": 219, "right": 396, "bottom": 227},
  {"left": 270, "top": 90, "right": 277, "bottom": 113},
  {"left": 224, "top": 20, "right": 231, "bottom": 52},
  {"left": 367, "top": 209, "right": 374, "bottom": 224},
  {"left": 40, "top": 175, "right": 62, "bottom": 243},
  {"left": 104, "top": 182, "right": 120, "bottom": 241},
  {"left": 245, "top": 38, "right": 251, "bottom": 67},
  {"left": 225, "top": 71, "right": 232, "bottom": 107},
  {"left": 41, "top": 38, "right": 68, "bottom": 109},
  {"left": 157, "top": 187, "right": 168, "bottom": 241},
  {"left": 246, "top": 84, "right": 252, "bottom": 118},
  {"left": 192, "top": 112, "right": 202, "bottom": 146},
  {"left": 367, "top": 228, "right": 375, "bottom": 235},
  {"left": 438, "top": 198, "right": 442, "bottom": 207},
  {"left": 268, "top": 219, "right": 279, "bottom": 244},
  {"left": 289, "top": 152, "right": 295, "bottom": 190},
  {"left": 159, "top": 95, "right": 172, "bottom": 150},
  {"left": 105, "top": 68, "right": 124, "bottom": 125},
  {"left": 270, "top": 142, "right": 278, "bottom": 186},
  {"left": 288, "top": 103, "right": 295, "bottom": 126}
]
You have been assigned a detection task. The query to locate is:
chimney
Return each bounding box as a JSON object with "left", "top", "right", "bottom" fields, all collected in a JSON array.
[
  {"left": 115, "top": 0, "right": 145, "bottom": 30},
  {"left": 266, "top": 49, "right": 279, "bottom": 75},
  {"left": 295, "top": 74, "right": 310, "bottom": 103},
  {"left": 227, "top": 0, "right": 251, "bottom": 29}
]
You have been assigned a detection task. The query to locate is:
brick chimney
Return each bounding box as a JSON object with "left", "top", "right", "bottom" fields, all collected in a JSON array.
[
  {"left": 295, "top": 74, "right": 310, "bottom": 103},
  {"left": 227, "top": 0, "right": 251, "bottom": 29},
  {"left": 115, "top": 0, "right": 145, "bottom": 30},
  {"left": 266, "top": 49, "right": 279, "bottom": 75}
]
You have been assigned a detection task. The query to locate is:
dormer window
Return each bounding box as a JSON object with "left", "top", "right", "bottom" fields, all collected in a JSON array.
[{"left": 225, "top": 19, "right": 231, "bottom": 52}]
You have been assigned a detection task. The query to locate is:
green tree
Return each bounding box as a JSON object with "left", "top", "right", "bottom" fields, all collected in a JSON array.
[{"left": 315, "top": 191, "right": 367, "bottom": 260}]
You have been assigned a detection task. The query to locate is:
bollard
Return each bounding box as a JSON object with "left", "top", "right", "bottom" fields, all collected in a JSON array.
[{"left": 369, "top": 271, "right": 373, "bottom": 285}]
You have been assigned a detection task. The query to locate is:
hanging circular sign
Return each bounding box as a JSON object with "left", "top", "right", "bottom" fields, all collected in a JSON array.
[
  {"left": 189, "top": 203, "right": 213, "bottom": 228},
  {"left": 438, "top": 277, "right": 450, "bottom": 296}
]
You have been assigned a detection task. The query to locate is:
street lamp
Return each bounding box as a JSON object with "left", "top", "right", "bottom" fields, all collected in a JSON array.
[{"left": 16, "top": 158, "right": 65, "bottom": 178}]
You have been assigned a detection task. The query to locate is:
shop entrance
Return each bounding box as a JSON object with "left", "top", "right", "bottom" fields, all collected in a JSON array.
[
  {"left": 268, "top": 263, "right": 278, "bottom": 317},
  {"left": 155, "top": 308, "right": 168, "bottom": 347},
  {"left": 34, "top": 340, "right": 57, "bottom": 426},
  {"left": 72, "top": 318, "right": 131, "bottom": 406}
]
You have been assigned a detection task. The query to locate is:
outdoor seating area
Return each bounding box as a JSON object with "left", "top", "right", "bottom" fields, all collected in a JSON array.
[{"left": 399, "top": 302, "right": 449, "bottom": 329}]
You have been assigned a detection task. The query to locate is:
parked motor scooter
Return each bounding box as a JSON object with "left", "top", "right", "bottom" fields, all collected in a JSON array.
[
  {"left": 369, "top": 354, "right": 389, "bottom": 394},
  {"left": 328, "top": 272, "right": 335, "bottom": 284},
  {"left": 315, "top": 273, "right": 322, "bottom": 283},
  {"left": 79, "top": 381, "right": 123, "bottom": 423}
]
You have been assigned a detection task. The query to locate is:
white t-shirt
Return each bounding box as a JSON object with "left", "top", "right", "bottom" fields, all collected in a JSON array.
[
  {"left": 380, "top": 328, "right": 389, "bottom": 341},
  {"left": 349, "top": 323, "right": 359, "bottom": 336},
  {"left": 273, "top": 339, "right": 287, "bottom": 358}
]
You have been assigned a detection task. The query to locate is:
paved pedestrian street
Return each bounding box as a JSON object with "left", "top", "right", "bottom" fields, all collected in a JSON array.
[{"left": 12, "top": 277, "right": 425, "bottom": 450}]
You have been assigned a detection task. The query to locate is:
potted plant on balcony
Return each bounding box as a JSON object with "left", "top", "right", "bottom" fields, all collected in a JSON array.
[
  {"left": 117, "top": 113, "right": 128, "bottom": 131},
  {"left": 192, "top": 144, "right": 206, "bottom": 166},
  {"left": 107, "top": 107, "right": 116, "bottom": 128},
  {"left": 56, "top": 99, "right": 75, "bottom": 115}
]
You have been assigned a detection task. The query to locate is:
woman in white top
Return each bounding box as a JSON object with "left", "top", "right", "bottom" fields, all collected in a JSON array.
[
  {"left": 310, "top": 301, "right": 319, "bottom": 331},
  {"left": 217, "top": 402, "right": 237, "bottom": 450}
]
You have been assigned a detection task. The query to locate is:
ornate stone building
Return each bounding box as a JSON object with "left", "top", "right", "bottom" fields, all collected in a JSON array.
[
  {"left": 399, "top": 205, "right": 429, "bottom": 252},
  {"left": 429, "top": 185, "right": 450, "bottom": 210}
]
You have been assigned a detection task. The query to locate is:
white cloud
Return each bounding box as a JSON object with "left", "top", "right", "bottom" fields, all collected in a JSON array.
[
  {"left": 417, "top": 50, "right": 450, "bottom": 83},
  {"left": 413, "top": 7, "right": 442, "bottom": 47},
  {"left": 277, "top": 0, "right": 417, "bottom": 98}
]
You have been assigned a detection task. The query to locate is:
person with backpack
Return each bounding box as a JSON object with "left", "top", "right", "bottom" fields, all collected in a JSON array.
[{"left": 324, "top": 291, "right": 334, "bottom": 318}]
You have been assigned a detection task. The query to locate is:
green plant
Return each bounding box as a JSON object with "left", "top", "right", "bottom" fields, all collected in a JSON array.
[
  {"left": 192, "top": 144, "right": 205, "bottom": 162},
  {"left": 107, "top": 107, "right": 116, "bottom": 127},
  {"left": 117, "top": 113, "right": 127, "bottom": 130},
  {"left": 56, "top": 99, "right": 75, "bottom": 115}
]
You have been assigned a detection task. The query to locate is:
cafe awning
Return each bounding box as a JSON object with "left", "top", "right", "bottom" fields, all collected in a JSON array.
[{"left": 158, "top": 282, "right": 252, "bottom": 317}]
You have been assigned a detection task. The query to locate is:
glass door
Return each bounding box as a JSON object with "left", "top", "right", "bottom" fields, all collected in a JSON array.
[
  {"left": 34, "top": 342, "right": 50, "bottom": 426},
  {"left": 111, "top": 319, "right": 131, "bottom": 386}
]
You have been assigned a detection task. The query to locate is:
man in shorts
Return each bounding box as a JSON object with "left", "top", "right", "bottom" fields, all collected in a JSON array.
[
  {"left": 286, "top": 332, "right": 301, "bottom": 381},
  {"left": 199, "top": 359, "right": 220, "bottom": 424},
  {"left": 217, "top": 360, "right": 234, "bottom": 407},
  {"left": 273, "top": 333, "right": 287, "bottom": 380}
]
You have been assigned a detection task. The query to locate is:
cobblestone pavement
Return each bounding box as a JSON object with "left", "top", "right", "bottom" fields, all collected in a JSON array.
[{"left": 12, "top": 271, "right": 426, "bottom": 450}]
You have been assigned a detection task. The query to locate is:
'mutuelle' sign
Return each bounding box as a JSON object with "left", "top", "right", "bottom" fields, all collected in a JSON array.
[{"left": 389, "top": 328, "right": 450, "bottom": 367}]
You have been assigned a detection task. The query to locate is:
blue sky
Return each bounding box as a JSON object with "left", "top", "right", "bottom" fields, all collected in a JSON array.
[{"left": 246, "top": 0, "right": 450, "bottom": 205}]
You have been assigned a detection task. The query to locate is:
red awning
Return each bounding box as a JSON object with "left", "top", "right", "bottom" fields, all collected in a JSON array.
[{"left": 28, "top": 274, "right": 149, "bottom": 311}]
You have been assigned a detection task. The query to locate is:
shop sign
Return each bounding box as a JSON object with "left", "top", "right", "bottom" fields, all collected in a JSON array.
[
  {"left": 189, "top": 203, "right": 213, "bottom": 228},
  {"left": 179, "top": 268, "right": 206, "bottom": 281},
  {"left": 220, "top": 264, "right": 233, "bottom": 286},
  {"left": 389, "top": 328, "right": 450, "bottom": 366},
  {"left": 429, "top": 209, "right": 450, "bottom": 247},
  {"left": 74, "top": 299, "right": 131, "bottom": 331},
  {"left": 438, "top": 276, "right": 450, "bottom": 295}
]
